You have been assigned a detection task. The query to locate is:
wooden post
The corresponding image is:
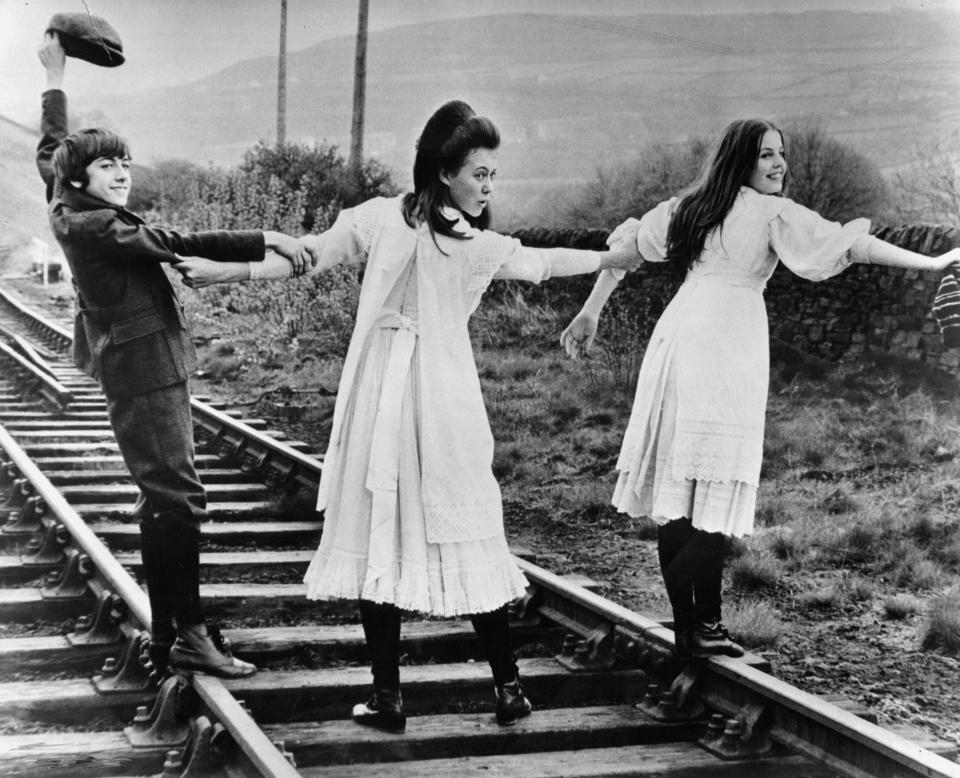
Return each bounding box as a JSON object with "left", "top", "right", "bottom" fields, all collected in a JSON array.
[
  {"left": 347, "top": 0, "right": 369, "bottom": 192},
  {"left": 277, "top": 0, "right": 288, "bottom": 146}
]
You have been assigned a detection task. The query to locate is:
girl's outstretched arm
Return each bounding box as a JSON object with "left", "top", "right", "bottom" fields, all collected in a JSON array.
[
  {"left": 559, "top": 269, "right": 622, "bottom": 360},
  {"left": 854, "top": 236, "right": 960, "bottom": 272},
  {"left": 175, "top": 234, "right": 330, "bottom": 289}
]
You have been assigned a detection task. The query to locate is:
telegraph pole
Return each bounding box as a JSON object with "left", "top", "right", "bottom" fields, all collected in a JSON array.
[
  {"left": 347, "top": 0, "right": 369, "bottom": 188},
  {"left": 277, "top": 0, "right": 288, "bottom": 145}
]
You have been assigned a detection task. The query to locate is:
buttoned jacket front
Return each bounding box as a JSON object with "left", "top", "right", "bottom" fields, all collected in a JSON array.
[{"left": 37, "top": 89, "right": 265, "bottom": 397}]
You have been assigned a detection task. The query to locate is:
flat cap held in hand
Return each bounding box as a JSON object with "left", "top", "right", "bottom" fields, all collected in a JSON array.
[{"left": 47, "top": 12, "right": 124, "bottom": 67}]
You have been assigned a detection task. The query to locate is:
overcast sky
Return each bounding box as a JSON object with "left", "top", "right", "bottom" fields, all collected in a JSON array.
[{"left": 2, "top": 0, "right": 955, "bottom": 125}]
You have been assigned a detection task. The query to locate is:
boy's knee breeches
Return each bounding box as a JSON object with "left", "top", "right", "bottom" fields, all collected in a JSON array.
[{"left": 106, "top": 381, "right": 206, "bottom": 527}]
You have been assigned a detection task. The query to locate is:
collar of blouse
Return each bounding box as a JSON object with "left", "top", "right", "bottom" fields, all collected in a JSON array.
[{"left": 439, "top": 206, "right": 480, "bottom": 238}]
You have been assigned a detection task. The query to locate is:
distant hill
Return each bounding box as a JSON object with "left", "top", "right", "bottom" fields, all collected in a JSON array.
[
  {"left": 2, "top": 8, "right": 958, "bottom": 247},
  {"left": 84, "top": 10, "right": 960, "bottom": 176},
  {"left": 0, "top": 115, "right": 55, "bottom": 265}
]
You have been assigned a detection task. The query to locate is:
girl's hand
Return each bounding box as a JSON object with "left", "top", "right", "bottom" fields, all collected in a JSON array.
[
  {"left": 606, "top": 217, "right": 641, "bottom": 248},
  {"left": 601, "top": 235, "right": 642, "bottom": 272},
  {"left": 560, "top": 312, "right": 599, "bottom": 360},
  {"left": 934, "top": 248, "right": 960, "bottom": 272},
  {"left": 264, "top": 231, "right": 313, "bottom": 276},
  {"left": 174, "top": 257, "right": 245, "bottom": 288},
  {"left": 299, "top": 234, "right": 322, "bottom": 268}
]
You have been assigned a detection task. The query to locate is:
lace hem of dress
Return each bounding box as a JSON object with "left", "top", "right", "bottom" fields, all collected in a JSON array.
[
  {"left": 303, "top": 551, "right": 528, "bottom": 617},
  {"left": 619, "top": 419, "right": 763, "bottom": 485},
  {"left": 617, "top": 445, "right": 762, "bottom": 486}
]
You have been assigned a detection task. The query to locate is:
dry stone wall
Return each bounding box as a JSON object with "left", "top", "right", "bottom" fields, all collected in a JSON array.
[{"left": 509, "top": 224, "right": 959, "bottom": 379}]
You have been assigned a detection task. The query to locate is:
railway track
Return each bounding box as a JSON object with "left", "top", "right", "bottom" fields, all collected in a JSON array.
[{"left": 1, "top": 281, "right": 959, "bottom": 778}]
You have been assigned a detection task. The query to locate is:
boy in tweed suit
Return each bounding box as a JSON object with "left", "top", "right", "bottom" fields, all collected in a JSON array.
[{"left": 37, "top": 32, "right": 314, "bottom": 678}]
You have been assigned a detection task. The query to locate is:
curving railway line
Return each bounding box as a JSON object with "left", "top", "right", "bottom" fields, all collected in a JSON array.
[{"left": 1, "top": 282, "right": 959, "bottom": 778}]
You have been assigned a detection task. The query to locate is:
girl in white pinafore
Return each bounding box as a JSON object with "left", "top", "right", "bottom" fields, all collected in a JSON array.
[
  {"left": 178, "top": 100, "right": 641, "bottom": 730},
  {"left": 561, "top": 118, "right": 960, "bottom": 662}
]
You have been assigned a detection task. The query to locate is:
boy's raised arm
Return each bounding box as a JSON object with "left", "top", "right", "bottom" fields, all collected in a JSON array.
[{"left": 37, "top": 33, "right": 68, "bottom": 199}]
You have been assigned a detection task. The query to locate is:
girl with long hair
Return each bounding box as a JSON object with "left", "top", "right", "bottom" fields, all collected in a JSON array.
[
  {"left": 176, "top": 100, "right": 641, "bottom": 730},
  {"left": 560, "top": 118, "right": 960, "bottom": 662}
]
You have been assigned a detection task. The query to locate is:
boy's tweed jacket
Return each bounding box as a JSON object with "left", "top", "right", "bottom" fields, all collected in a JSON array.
[{"left": 36, "top": 88, "right": 266, "bottom": 397}]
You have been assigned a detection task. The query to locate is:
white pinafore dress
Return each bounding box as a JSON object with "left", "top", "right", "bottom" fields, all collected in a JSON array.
[
  {"left": 303, "top": 232, "right": 529, "bottom": 617},
  {"left": 612, "top": 187, "right": 871, "bottom": 537}
]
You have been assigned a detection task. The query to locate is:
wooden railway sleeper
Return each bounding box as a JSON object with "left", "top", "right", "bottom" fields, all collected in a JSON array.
[
  {"left": 68, "top": 588, "right": 126, "bottom": 645},
  {"left": 5, "top": 492, "right": 47, "bottom": 536},
  {"left": 125, "top": 676, "right": 192, "bottom": 749},
  {"left": 40, "top": 546, "right": 93, "bottom": 598},
  {"left": 21, "top": 517, "right": 68, "bottom": 565}
]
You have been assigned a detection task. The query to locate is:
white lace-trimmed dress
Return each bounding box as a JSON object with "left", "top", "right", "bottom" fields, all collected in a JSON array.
[
  {"left": 612, "top": 187, "right": 873, "bottom": 537},
  {"left": 297, "top": 196, "right": 600, "bottom": 616}
]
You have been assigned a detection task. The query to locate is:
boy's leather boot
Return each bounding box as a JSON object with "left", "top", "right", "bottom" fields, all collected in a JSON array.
[{"left": 168, "top": 624, "right": 257, "bottom": 678}]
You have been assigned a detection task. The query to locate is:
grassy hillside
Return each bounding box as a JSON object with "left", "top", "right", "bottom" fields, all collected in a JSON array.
[
  {"left": 78, "top": 9, "right": 960, "bottom": 181},
  {"left": 0, "top": 116, "right": 53, "bottom": 261}
]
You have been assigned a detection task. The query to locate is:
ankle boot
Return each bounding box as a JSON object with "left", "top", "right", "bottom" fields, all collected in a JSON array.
[
  {"left": 168, "top": 624, "right": 257, "bottom": 678},
  {"left": 352, "top": 687, "right": 406, "bottom": 733},
  {"left": 495, "top": 676, "right": 533, "bottom": 725},
  {"left": 691, "top": 621, "right": 744, "bottom": 658}
]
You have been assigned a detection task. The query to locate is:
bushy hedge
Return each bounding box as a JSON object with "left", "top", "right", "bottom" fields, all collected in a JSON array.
[{"left": 139, "top": 141, "right": 398, "bottom": 367}]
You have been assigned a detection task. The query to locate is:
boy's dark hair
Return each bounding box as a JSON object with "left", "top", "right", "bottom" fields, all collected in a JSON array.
[
  {"left": 52, "top": 127, "right": 130, "bottom": 189},
  {"left": 401, "top": 100, "right": 500, "bottom": 243}
]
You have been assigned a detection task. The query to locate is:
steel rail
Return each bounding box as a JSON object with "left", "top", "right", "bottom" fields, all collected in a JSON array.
[
  {"left": 0, "top": 423, "right": 149, "bottom": 628},
  {"left": 190, "top": 398, "right": 322, "bottom": 491},
  {"left": 0, "top": 341, "right": 74, "bottom": 409},
  {"left": 702, "top": 657, "right": 960, "bottom": 778},
  {"left": 0, "top": 423, "right": 301, "bottom": 778},
  {"left": 0, "top": 324, "right": 59, "bottom": 379},
  {"left": 0, "top": 285, "right": 72, "bottom": 349},
  {"left": 4, "top": 281, "right": 959, "bottom": 777},
  {"left": 0, "top": 285, "right": 322, "bottom": 489},
  {"left": 515, "top": 557, "right": 960, "bottom": 778},
  {"left": 191, "top": 675, "right": 301, "bottom": 778}
]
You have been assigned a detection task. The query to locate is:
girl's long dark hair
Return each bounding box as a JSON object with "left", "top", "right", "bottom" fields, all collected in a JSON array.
[
  {"left": 665, "top": 119, "right": 784, "bottom": 278},
  {"left": 401, "top": 100, "right": 500, "bottom": 242}
]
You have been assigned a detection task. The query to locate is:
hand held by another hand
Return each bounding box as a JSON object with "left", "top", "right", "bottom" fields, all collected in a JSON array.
[
  {"left": 606, "top": 217, "right": 641, "bottom": 249},
  {"left": 266, "top": 232, "right": 311, "bottom": 276},
  {"left": 173, "top": 256, "right": 223, "bottom": 289},
  {"left": 603, "top": 236, "right": 642, "bottom": 272}
]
